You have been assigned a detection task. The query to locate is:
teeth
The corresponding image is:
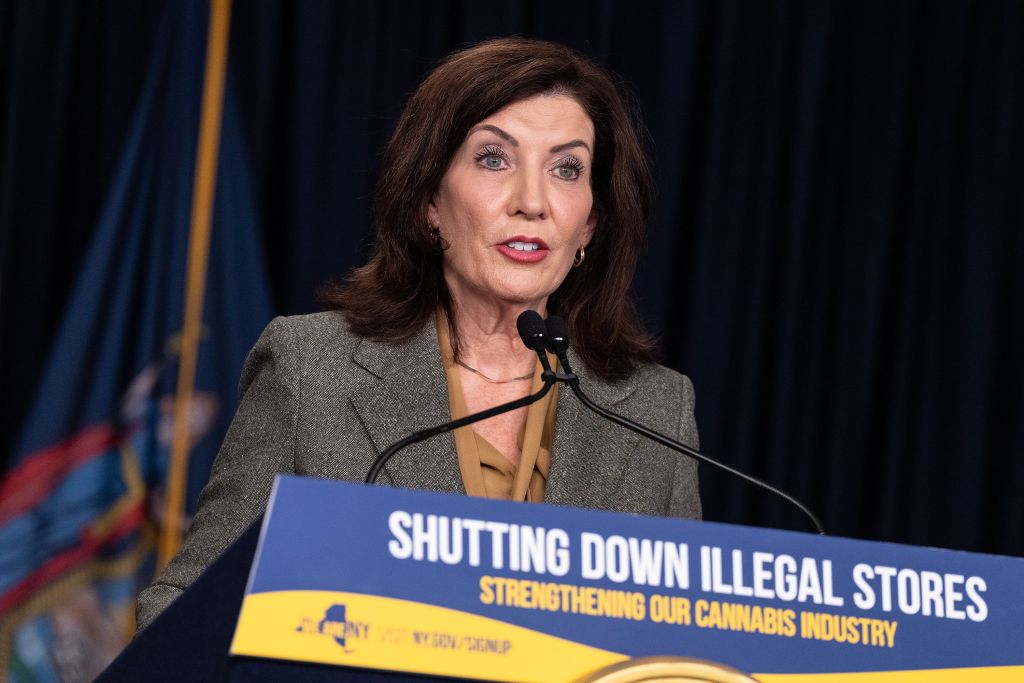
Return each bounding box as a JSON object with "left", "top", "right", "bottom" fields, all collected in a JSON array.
[{"left": 507, "top": 241, "right": 540, "bottom": 251}]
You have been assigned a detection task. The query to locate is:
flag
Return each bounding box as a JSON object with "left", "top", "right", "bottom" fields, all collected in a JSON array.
[{"left": 0, "top": 1, "right": 271, "bottom": 679}]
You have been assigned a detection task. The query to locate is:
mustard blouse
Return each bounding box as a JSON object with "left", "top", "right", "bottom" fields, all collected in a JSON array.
[{"left": 436, "top": 316, "right": 558, "bottom": 502}]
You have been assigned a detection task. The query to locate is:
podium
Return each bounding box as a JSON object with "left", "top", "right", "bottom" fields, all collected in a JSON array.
[
  {"left": 97, "top": 516, "right": 420, "bottom": 683},
  {"left": 100, "top": 476, "right": 1024, "bottom": 682}
]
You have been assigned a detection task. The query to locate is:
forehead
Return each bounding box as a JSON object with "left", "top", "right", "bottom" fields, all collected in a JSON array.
[{"left": 470, "top": 95, "right": 594, "bottom": 149}]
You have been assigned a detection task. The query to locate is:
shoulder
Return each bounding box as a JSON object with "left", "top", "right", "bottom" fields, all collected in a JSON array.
[
  {"left": 239, "top": 311, "right": 363, "bottom": 394},
  {"left": 614, "top": 360, "right": 697, "bottom": 447},
  {"left": 252, "top": 310, "right": 364, "bottom": 363},
  {"left": 611, "top": 360, "right": 695, "bottom": 416},
  {"left": 630, "top": 361, "right": 695, "bottom": 403},
  {"left": 568, "top": 350, "right": 695, "bottom": 416},
  {"left": 258, "top": 310, "right": 359, "bottom": 349}
]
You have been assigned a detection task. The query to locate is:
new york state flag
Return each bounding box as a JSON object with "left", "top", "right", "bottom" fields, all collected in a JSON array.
[{"left": 0, "top": 2, "right": 271, "bottom": 680}]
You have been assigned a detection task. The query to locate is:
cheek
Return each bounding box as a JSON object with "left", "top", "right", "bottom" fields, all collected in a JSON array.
[
  {"left": 556, "top": 191, "right": 595, "bottom": 238},
  {"left": 442, "top": 190, "right": 499, "bottom": 240}
]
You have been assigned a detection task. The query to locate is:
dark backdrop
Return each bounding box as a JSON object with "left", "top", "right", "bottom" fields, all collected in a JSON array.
[{"left": 2, "top": 0, "right": 1022, "bottom": 556}]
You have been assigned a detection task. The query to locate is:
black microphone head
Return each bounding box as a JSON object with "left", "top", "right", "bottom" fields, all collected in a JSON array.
[
  {"left": 516, "top": 310, "right": 548, "bottom": 352},
  {"left": 545, "top": 316, "right": 570, "bottom": 357}
]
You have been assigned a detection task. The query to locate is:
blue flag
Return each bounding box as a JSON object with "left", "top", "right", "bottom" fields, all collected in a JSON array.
[{"left": 0, "top": 2, "right": 272, "bottom": 680}]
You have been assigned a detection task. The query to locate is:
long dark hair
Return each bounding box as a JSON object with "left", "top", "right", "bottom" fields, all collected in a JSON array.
[{"left": 321, "top": 37, "right": 657, "bottom": 380}]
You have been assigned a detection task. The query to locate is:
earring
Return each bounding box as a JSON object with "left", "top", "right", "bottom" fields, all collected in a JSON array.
[
  {"left": 573, "top": 246, "right": 586, "bottom": 267},
  {"left": 428, "top": 223, "right": 442, "bottom": 245}
]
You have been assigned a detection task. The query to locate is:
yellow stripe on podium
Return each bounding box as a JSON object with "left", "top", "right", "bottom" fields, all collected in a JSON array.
[
  {"left": 230, "top": 590, "right": 1024, "bottom": 683},
  {"left": 230, "top": 590, "right": 626, "bottom": 683}
]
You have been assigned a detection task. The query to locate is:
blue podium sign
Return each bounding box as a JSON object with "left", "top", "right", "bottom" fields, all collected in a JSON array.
[{"left": 230, "top": 476, "right": 1024, "bottom": 682}]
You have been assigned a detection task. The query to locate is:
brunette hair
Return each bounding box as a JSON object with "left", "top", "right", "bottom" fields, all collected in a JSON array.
[{"left": 321, "top": 37, "right": 657, "bottom": 380}]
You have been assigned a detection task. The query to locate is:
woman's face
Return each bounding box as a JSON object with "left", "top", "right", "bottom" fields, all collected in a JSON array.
[{"left": 428, "top": 94, "right": 597, "bottom": 313}]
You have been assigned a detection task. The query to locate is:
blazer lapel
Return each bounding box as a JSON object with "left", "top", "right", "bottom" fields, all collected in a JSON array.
[
  {"left": 546, "top": 349, "right": 640, "bottom": 511},
  {"left": 349, "top": 323, "right": 465, "bottom": 495}
]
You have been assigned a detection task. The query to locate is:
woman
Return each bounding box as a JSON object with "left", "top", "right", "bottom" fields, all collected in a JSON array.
[{"left": 136, "top": 37, "right": 700, "bottom": 632}]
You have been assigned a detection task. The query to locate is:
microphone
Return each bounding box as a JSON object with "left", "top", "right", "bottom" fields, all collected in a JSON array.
[
  {"left": 365, "top": 311, "right": 556, "bottom": 485},
  {"left": 516, "top": 309, "right": 555, "bottom": 373},
  {"left": 543, "top": 316, "right": 826, "bottom": 535}
]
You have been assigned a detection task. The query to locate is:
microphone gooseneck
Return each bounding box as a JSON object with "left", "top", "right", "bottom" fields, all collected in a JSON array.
[
  {"left": 543, "top": 316, "right": 826, "bottom": 535},
  {"left": 365, "top": 310, "right": 556, "bottom": 485}
]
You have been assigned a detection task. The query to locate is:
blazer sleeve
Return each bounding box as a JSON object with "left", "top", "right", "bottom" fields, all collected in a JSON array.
[
  {"left": 668, "top": 373, "right": 702, "bottom": 520},
  {"left": 135, "top": 316, "right": 300, "bottom": 632}
]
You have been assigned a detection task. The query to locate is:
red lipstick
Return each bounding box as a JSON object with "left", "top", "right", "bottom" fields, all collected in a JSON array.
[{"left": 496, "top": 235, "right": 549, "bottom": 263}]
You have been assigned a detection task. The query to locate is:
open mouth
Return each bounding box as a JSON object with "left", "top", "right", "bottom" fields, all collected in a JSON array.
[
  {"left": 497, "top": 236, "right": 549, "bottom": 263},
  {"left": 505, "top": 240, "right": 541, "bottom": 252}
]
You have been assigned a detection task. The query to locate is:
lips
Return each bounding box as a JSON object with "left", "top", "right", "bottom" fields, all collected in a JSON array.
[
  {"left": 497, "top": 237, "right": 552, "bottom": 264},
  {"left": 496, "top": 235, "right": 549, "bottom": 263},
  {"left": 505, "top": 240, "right": 542, "bottom": 252}
]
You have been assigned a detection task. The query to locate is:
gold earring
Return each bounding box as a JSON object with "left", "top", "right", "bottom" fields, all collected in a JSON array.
[{"left": 573, "top": 246, "right": 586, "bottom": 267}]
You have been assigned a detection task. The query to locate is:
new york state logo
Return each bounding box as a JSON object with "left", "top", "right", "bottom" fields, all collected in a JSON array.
[{"left": 296, "top": 603, "right": 371, "bottom": 652}]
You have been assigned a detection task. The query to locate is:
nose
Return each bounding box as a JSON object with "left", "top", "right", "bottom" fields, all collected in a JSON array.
[{"left": 509, "top": 167, "right": 548, "bottom": 220}]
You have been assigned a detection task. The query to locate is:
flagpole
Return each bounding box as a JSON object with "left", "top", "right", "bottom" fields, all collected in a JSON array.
[{"left": 159, "top": 0, "right": 233, "bottom": 569}]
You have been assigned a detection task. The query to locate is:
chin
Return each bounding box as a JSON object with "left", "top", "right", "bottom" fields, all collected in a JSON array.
[
  {"left": 489, "top": 284, "right": 554, "bottom": 308},
  {"left": 493, "top": 291, "right": 547, "bottom": 306},
  {"left": 501, "top": 269, "right": 564, "bottom": 295},
  {"left": 487, "top": 280, "right": 552, "bottom": 307}
]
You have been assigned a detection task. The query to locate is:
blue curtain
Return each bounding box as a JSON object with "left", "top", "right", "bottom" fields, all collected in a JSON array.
[{"left": 1, "top": 0, "right": 1021, "bottom": 571}]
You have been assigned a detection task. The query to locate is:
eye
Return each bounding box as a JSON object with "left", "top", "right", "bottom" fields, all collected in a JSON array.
[
  {"left": 552, "top": 155, "right": 585, "bottom": 181},
  {"left": 474, "top": 145, "right": 509, "bottom": 171}
]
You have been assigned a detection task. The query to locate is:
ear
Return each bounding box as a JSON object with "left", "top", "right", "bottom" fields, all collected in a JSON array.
[
  {"left": 427, "top": 200, "right": 440, "bottom": 228},
  {"left": 582, "top": 207, "right": 598, "bottom": 247}
]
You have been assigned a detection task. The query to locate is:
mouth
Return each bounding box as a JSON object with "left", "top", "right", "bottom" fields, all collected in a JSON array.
[{"left": 496, "top": 236, "right": 549, "bottom": 263}]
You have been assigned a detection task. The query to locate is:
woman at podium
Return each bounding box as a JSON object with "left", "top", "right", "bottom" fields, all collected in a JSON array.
[{"left": 137, "top": 37, "right": 701, "bottom": 631}]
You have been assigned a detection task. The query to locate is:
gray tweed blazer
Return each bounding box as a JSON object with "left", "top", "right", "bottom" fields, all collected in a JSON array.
[{"left": 136, "top": 311, "right": 701, "bottom": 631}]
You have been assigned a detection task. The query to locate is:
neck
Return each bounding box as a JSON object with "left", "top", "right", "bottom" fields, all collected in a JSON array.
[{"left": 446, "top": 285, "right": 546, "bottom": 375}]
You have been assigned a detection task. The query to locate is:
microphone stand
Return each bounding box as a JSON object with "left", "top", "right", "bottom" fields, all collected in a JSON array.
[
  {"left": 545, "top": 317, "right": 826, "bottom": 535},
  {"left": 365, "top": 370, "right": 557, "bottom": 485},
  {"left": 364, "top": 311, "right": 824, "bottom": 535}
]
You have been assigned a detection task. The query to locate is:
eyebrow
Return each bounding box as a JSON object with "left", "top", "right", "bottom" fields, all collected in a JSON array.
[
  {"left": 467, "top": 125, "right": 592, "bottom": 156},
  {"left": 549, "top": 139, "right": 591, "bottom": 155},
  {"left": 469, "top": 124, "right": 518, "bottom": 146}
]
